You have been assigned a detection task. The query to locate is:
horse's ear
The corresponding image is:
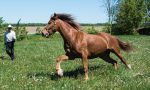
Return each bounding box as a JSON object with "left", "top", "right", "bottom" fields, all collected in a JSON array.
[{"left": 54, "top": 13, "right": 57, "bottom": 17}]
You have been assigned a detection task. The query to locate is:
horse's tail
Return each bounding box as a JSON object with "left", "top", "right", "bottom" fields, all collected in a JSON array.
[{"left": 117, "top": 39, "right": 132, "bottom": 52}]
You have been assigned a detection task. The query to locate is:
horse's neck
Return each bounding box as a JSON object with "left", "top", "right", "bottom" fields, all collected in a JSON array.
[{"left": 58, "top": 20, "right": 78, "bottom": 44}]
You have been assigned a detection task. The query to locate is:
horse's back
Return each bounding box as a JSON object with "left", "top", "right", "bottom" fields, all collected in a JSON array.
[{"left": 96, "top": 32, "right": 119, "bottom": 49}]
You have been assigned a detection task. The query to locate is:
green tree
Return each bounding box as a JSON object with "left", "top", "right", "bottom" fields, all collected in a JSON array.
[{"left": 112, "top": 0, "right": 146, "bottom": 34}]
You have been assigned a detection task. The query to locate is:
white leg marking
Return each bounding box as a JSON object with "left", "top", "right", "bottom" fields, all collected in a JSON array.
[
  {"left": 128, "top": 64, "right": 132, "bottom": 69},
  {"left": 58, "top": 68, "right": 63, "bottom": 76}
]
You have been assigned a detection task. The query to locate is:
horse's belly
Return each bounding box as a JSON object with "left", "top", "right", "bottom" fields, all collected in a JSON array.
[
  {"left": 88, "top": 45, "right": 107, "bottom": 56},
  {"left": 87, "top": 35, "right": 108, "bottom": 56}
]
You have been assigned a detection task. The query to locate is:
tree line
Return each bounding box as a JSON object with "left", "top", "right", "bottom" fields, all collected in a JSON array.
[
  {"left": 104, "top": 0, "right": 150, "bottom": 35},
  {"left": 10, "top": 23, "right": 107, "bottom": 27}
]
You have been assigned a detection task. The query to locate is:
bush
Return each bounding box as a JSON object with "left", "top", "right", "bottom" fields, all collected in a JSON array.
[
  {"left": 101, "top": 23, "right": 112, "bottom": 33},
  {"left": 112, "top": 24, "right": 139, "bottom": 35},
  {"left": 0, "top": 17, "right": 7, "bottom": 42},
  {"left": 0, "top": 31, "right": 4, "bottom": 42},
  {"left": 85, "top": 26, "right": 98, "bottom": 34},
  {"left": 111, "top": 24, "right": 120, "bottom": 35},
  {"left": 36, "top": 27, "right": 41, "bottom": 35},
  {"left": 14, "top": 19, "right": 28, "bottom": 41},
  {"left": 15, "top": 26, "right": 28, "bottom": 41}
]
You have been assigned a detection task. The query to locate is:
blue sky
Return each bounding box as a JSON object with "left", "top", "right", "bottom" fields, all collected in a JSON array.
[{"left": 0, "top": 0, "right": 108, "bottom": 23}]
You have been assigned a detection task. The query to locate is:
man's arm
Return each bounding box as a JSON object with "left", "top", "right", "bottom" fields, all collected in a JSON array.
[{"left": 12, "top": 31, "right": 16, "bottom": 42}]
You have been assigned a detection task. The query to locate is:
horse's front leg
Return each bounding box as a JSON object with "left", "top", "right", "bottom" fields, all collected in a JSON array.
[
  {"left": 56, "top": 55, "right": 69, "bottom": 76},
  {"left": 81, "top": 50, "right": 89, "bottom": 80}
]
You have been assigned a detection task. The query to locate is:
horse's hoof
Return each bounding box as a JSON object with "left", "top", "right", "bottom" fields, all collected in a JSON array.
[
  {"left": 84, "top": 77, "right": 89, "bottom": 81},
  {"left": 57, "top": 69, "right": 63, "bottom": 76},
  {"left": 127, "top": 64, "right": 132, "bottom": 69},
  {"left": 114, "top": 63, "right": 118, "bottom": 70}
]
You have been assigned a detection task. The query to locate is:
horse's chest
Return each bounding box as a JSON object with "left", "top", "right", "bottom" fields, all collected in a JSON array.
[{"left": 64, "top": 43, "right": 77, "bottom": 53}]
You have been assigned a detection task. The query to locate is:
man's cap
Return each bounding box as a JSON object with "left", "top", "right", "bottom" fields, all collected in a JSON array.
[{"left": 8, "top": 24, "right": 12, "bottom": 28}]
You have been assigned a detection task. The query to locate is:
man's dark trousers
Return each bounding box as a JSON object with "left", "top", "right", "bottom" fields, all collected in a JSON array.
[{"left": 5, "top": 41, "right": 15, "bottom": 60}]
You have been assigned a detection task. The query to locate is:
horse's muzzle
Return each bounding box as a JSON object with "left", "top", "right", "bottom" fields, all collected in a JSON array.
[
  {"left": 45, "top": 33, "right": 49, "bottom": 38},
  {"left": 42, "top": 32, "right": 49, "bottom": 38}
]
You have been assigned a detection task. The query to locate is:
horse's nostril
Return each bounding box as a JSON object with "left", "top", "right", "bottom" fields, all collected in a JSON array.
[{"left": 45, "top": 33, "right": 49, "bottom": 38}]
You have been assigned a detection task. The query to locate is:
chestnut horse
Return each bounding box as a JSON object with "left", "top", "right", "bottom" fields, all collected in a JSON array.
[{"left": 42, "top": 13, "right": 132, "bottom": 80}]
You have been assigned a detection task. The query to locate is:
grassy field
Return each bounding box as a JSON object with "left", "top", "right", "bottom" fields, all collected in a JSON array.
[{"left": 0, "top": 34, "right": 150, "bottom": 90}]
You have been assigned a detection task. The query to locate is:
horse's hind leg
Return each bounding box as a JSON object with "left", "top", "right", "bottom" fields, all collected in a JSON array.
[
  {"left": 112, "top": 49, "right": 131, "bottom": 69},
  {"left": 100, "top": 51, "right": 118, "bottom": 70}
]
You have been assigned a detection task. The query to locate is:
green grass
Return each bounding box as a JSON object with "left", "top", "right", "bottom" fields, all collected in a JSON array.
[{"left": 0, "top": 34, "right": 150, "bottom": 90}]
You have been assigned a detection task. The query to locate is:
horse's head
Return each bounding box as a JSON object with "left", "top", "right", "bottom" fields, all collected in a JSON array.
[
  {"left": 42, "top": 13, "right": 80, "bottom": 37},
  {"left": 42, "top": 13, "right": 58, "bottom": 38}
]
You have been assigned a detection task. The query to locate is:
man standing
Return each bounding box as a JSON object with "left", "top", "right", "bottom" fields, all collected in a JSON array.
[{"left": 4, "top": 25, "right": 16, "bottom": 61}]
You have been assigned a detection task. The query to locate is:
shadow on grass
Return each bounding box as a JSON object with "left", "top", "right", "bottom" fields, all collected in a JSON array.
[
  {"left": 0, "top": 56, "right": 10, "bottom": 61},
  {"left": 0, "top": 56, "right": 4, "bottom": 60},
  {"left": 27, "top": 65, "right": 106, "bottom": 81}
]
